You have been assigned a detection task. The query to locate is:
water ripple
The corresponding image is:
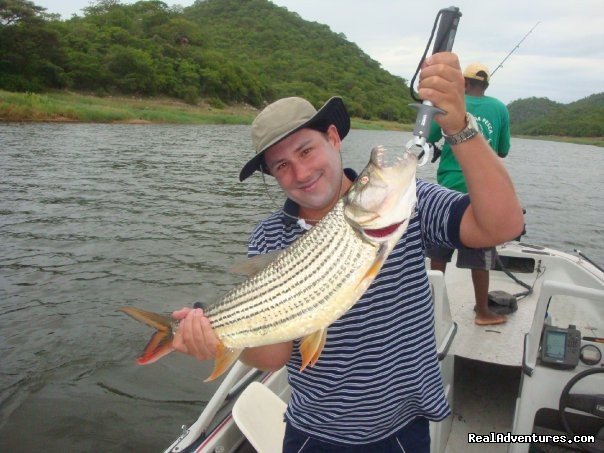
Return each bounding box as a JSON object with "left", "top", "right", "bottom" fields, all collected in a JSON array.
[{"left": 0, "top": 123, "right": 602, "bottom": 450}]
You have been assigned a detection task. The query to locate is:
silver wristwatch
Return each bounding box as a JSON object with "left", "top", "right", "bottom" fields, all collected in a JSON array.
[{"left": 442, "top": 113, "right": 479, "bottom": 145}]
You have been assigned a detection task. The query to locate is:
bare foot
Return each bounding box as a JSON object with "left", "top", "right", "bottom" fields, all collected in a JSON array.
[{"left": 474, "top": 307, "right": 507, "bottom": 326}]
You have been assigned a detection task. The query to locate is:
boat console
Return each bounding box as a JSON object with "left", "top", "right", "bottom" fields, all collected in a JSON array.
[{"left": 510, "top": 280, "right": 604, "bottom": 453}]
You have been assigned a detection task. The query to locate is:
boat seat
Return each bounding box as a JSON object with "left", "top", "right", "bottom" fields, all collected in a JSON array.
[{"left": 232, "top": 381, "right": 287, "bottom": 453}]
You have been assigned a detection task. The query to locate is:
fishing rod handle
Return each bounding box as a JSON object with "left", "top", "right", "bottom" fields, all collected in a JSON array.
[
  {"left": 433, "top": 6, "right": 462, "bottom": 53},
  {"left": 408, "top": 6, "right": 462, "bottom": 161},
  {"left": 413, "top": 7, "right": 461, "bottom": 139}
]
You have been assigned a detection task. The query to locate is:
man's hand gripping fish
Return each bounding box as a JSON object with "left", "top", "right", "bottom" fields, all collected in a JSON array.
[{"left": 120, "top": 145, "right": 418, "bottom": 381}]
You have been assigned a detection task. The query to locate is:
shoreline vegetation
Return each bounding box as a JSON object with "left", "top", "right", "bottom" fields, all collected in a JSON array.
[
  {"left": 0, "top": 89, "right": 413, "bottom": 132},
  {"left": 1, "top": 90, "right": 602, "bottom": 147}
]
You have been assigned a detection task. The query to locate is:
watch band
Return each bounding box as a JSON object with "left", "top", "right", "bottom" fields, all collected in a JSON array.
[{"left": 442, "top": 113, "right": 479, "bottom": 146}]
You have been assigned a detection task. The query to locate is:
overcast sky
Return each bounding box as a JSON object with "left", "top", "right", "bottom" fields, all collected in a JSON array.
[{"left": 34, "top": 0, "right": 604, "bottom": 105}]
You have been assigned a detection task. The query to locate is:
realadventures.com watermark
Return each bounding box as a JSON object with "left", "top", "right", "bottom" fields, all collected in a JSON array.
[{"left": 468, "top": 433, "right": 596, "bottom": 444}]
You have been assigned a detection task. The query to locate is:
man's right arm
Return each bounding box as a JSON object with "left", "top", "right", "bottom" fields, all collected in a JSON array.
[{"left": 240, "top": 342, "right": 293, "bottom": 371}]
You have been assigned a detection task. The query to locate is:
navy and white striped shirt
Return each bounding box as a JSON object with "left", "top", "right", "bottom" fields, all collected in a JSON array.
[{"left": 248, "top": 176, "right": 469, "bottom": 445}]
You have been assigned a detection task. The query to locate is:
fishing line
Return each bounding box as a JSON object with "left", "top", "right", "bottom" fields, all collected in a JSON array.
[{"left": 491, "top": 22, "right": 540, "bottom": 78}]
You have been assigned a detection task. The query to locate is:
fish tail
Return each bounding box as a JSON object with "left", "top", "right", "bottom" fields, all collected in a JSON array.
[{"left": 119, "top": 307, "right": 176, "bottom": 365}]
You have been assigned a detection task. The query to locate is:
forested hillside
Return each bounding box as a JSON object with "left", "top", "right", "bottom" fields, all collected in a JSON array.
[
  {"left": 1, "top": 0, "right": 602, "bottom": 135},
  {"left": 509, "top": 93, "right": 604, "bottom": 137},
  {"left": 0, "top": 0, "right": 416, "bottom": 122}
]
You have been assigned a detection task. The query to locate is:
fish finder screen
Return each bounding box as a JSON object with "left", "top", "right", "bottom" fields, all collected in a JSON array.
[{"left": 545, "top": 331, "right": 566, "bottom": 360}]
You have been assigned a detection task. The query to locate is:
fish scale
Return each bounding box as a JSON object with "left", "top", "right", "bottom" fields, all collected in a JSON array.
[{"left": 206, "top": 200, "right": 378, "bottom": 349}]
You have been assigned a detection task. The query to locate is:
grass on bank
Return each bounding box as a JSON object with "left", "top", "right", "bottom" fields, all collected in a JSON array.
[
  {"left": 0, "top": 89, "right": 412, "bottom": 132},
  {"left": 515, "top": 135, "right": 604, "bottom": 148},
  {"left": 1, "top": 90, "right": 602, "bottom": 147},
  {"left": 0, "top": 90, "right": 257, "bottom": 125}
]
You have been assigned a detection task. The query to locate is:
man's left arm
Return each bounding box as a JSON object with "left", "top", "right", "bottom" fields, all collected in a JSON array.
[{"left": 419, "top": 53, "right": 524, "bottom": 249}]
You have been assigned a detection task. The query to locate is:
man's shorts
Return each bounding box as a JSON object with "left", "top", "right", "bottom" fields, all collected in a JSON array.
[
  {"left": 283, "top": 416, "right": 430, "bottom": 452},
  {"left": 426, "top": 245, "right": 498, "bottom": 270}
]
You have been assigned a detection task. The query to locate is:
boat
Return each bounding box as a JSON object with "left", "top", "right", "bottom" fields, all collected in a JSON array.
[{"left": 162, "top": 240, "right": 604, "bottom": 453}]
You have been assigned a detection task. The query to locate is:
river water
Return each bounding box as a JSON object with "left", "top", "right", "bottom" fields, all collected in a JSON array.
[{"left": 0, "top": 124, "right": 602, "bottom": 451}]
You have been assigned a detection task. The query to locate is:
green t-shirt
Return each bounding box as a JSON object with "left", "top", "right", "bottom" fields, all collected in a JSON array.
[{"left": 429, "top": 95, "right": 511, "bottom": 193}]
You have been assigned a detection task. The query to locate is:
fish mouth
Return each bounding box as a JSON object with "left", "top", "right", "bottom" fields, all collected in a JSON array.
[{"left": 362, "top": 220, "right": 406, "bottom": 239}]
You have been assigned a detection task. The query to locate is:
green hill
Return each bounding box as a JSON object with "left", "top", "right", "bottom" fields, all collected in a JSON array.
[
  {"left": 0, "top": 0, "right": 416, "bottom": 122},
  {"left": 184, "top": 0, "right": 415, "bottom": 121},
  {"left": 508, "top": 93, "right": 604, "bottom": 137},
  {"left": 507, "top": 97, "right": 562, "bottom": 124}
]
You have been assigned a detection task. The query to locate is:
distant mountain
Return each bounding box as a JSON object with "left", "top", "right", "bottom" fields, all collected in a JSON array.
[
  {"left": 507, "top": 97, "right": 563, "bottom": 124},
  {"left": 508, "top": 93, "right": 604, "bottom": 137}
]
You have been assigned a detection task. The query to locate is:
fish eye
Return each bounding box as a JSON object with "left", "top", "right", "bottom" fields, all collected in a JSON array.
[{"left": 359, "top": 175, "right": 369, "bottom": 185}]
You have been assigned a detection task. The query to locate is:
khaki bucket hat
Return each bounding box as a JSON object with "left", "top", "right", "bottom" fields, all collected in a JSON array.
[{"left": 239, "top": 96, "right": 350, "bottom": 181}]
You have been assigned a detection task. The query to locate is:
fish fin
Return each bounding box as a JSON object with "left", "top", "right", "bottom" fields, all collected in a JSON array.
[
  {"left": 299, "top": 328, "right": 328, "bottom": 371},
  {"left": 229, "top": 250, "right": 284, "bottom": 277},
  {"left": 204, "top": 342, "right": 243, "bottom": 382},
  {"left": 356, "top": 244, "right": 389, "bottom": 289},
  {"left": 119, "top": 307, "right": 173, "bottom": 332},
  {"left": 119, "top": 307, "right": 175, "bottom": 365},
  {"left": 309, "top": 329, "right": 327, "bottom": 367}
]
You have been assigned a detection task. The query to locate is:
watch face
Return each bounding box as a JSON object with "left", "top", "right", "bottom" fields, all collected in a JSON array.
[{"left": 467, "top": 113, "right": 478, "bottom": 131}]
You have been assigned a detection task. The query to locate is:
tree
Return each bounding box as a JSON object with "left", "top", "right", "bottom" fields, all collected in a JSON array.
[
  {"left": 105, "top": 45, "right": 157, "bottom": 93},
  {"left": 0, "top": 0, "right": 45, "bottom": 25},
  {"left": 0, "top": 0, "right": 66, "bottom": 91}
]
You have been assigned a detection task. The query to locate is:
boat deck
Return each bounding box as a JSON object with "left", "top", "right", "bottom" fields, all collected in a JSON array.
[
  {"left": 439, "top": 250, "right": 537, "bottom": 452},
  {"left": 446, "top": 357, "right": 521, "bottom": 453},
  {"left": 444, "top": 257, "right": 539, "bottom": 367}
]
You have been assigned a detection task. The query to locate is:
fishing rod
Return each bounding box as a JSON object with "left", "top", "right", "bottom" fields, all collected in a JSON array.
[
  {"left": 407, "top": 6, "right": 462, "bottom": 165},
  {"left": 491, "top": 21, "right": 540, "bottom": 78}
]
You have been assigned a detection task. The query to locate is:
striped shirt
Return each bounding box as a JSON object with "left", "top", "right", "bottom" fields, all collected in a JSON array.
[{"left": 248, "top": 175, "right": 469, "bottom": 445}]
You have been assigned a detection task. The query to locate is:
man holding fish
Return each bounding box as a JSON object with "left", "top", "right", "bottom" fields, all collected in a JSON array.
[{"left": 169, "top": 52, "right": 524, "bottom": 452}]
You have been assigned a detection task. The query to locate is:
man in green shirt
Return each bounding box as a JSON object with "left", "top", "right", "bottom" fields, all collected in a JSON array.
[{"left": 427, "top": 62, "right": 511, "bottom": 325}]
